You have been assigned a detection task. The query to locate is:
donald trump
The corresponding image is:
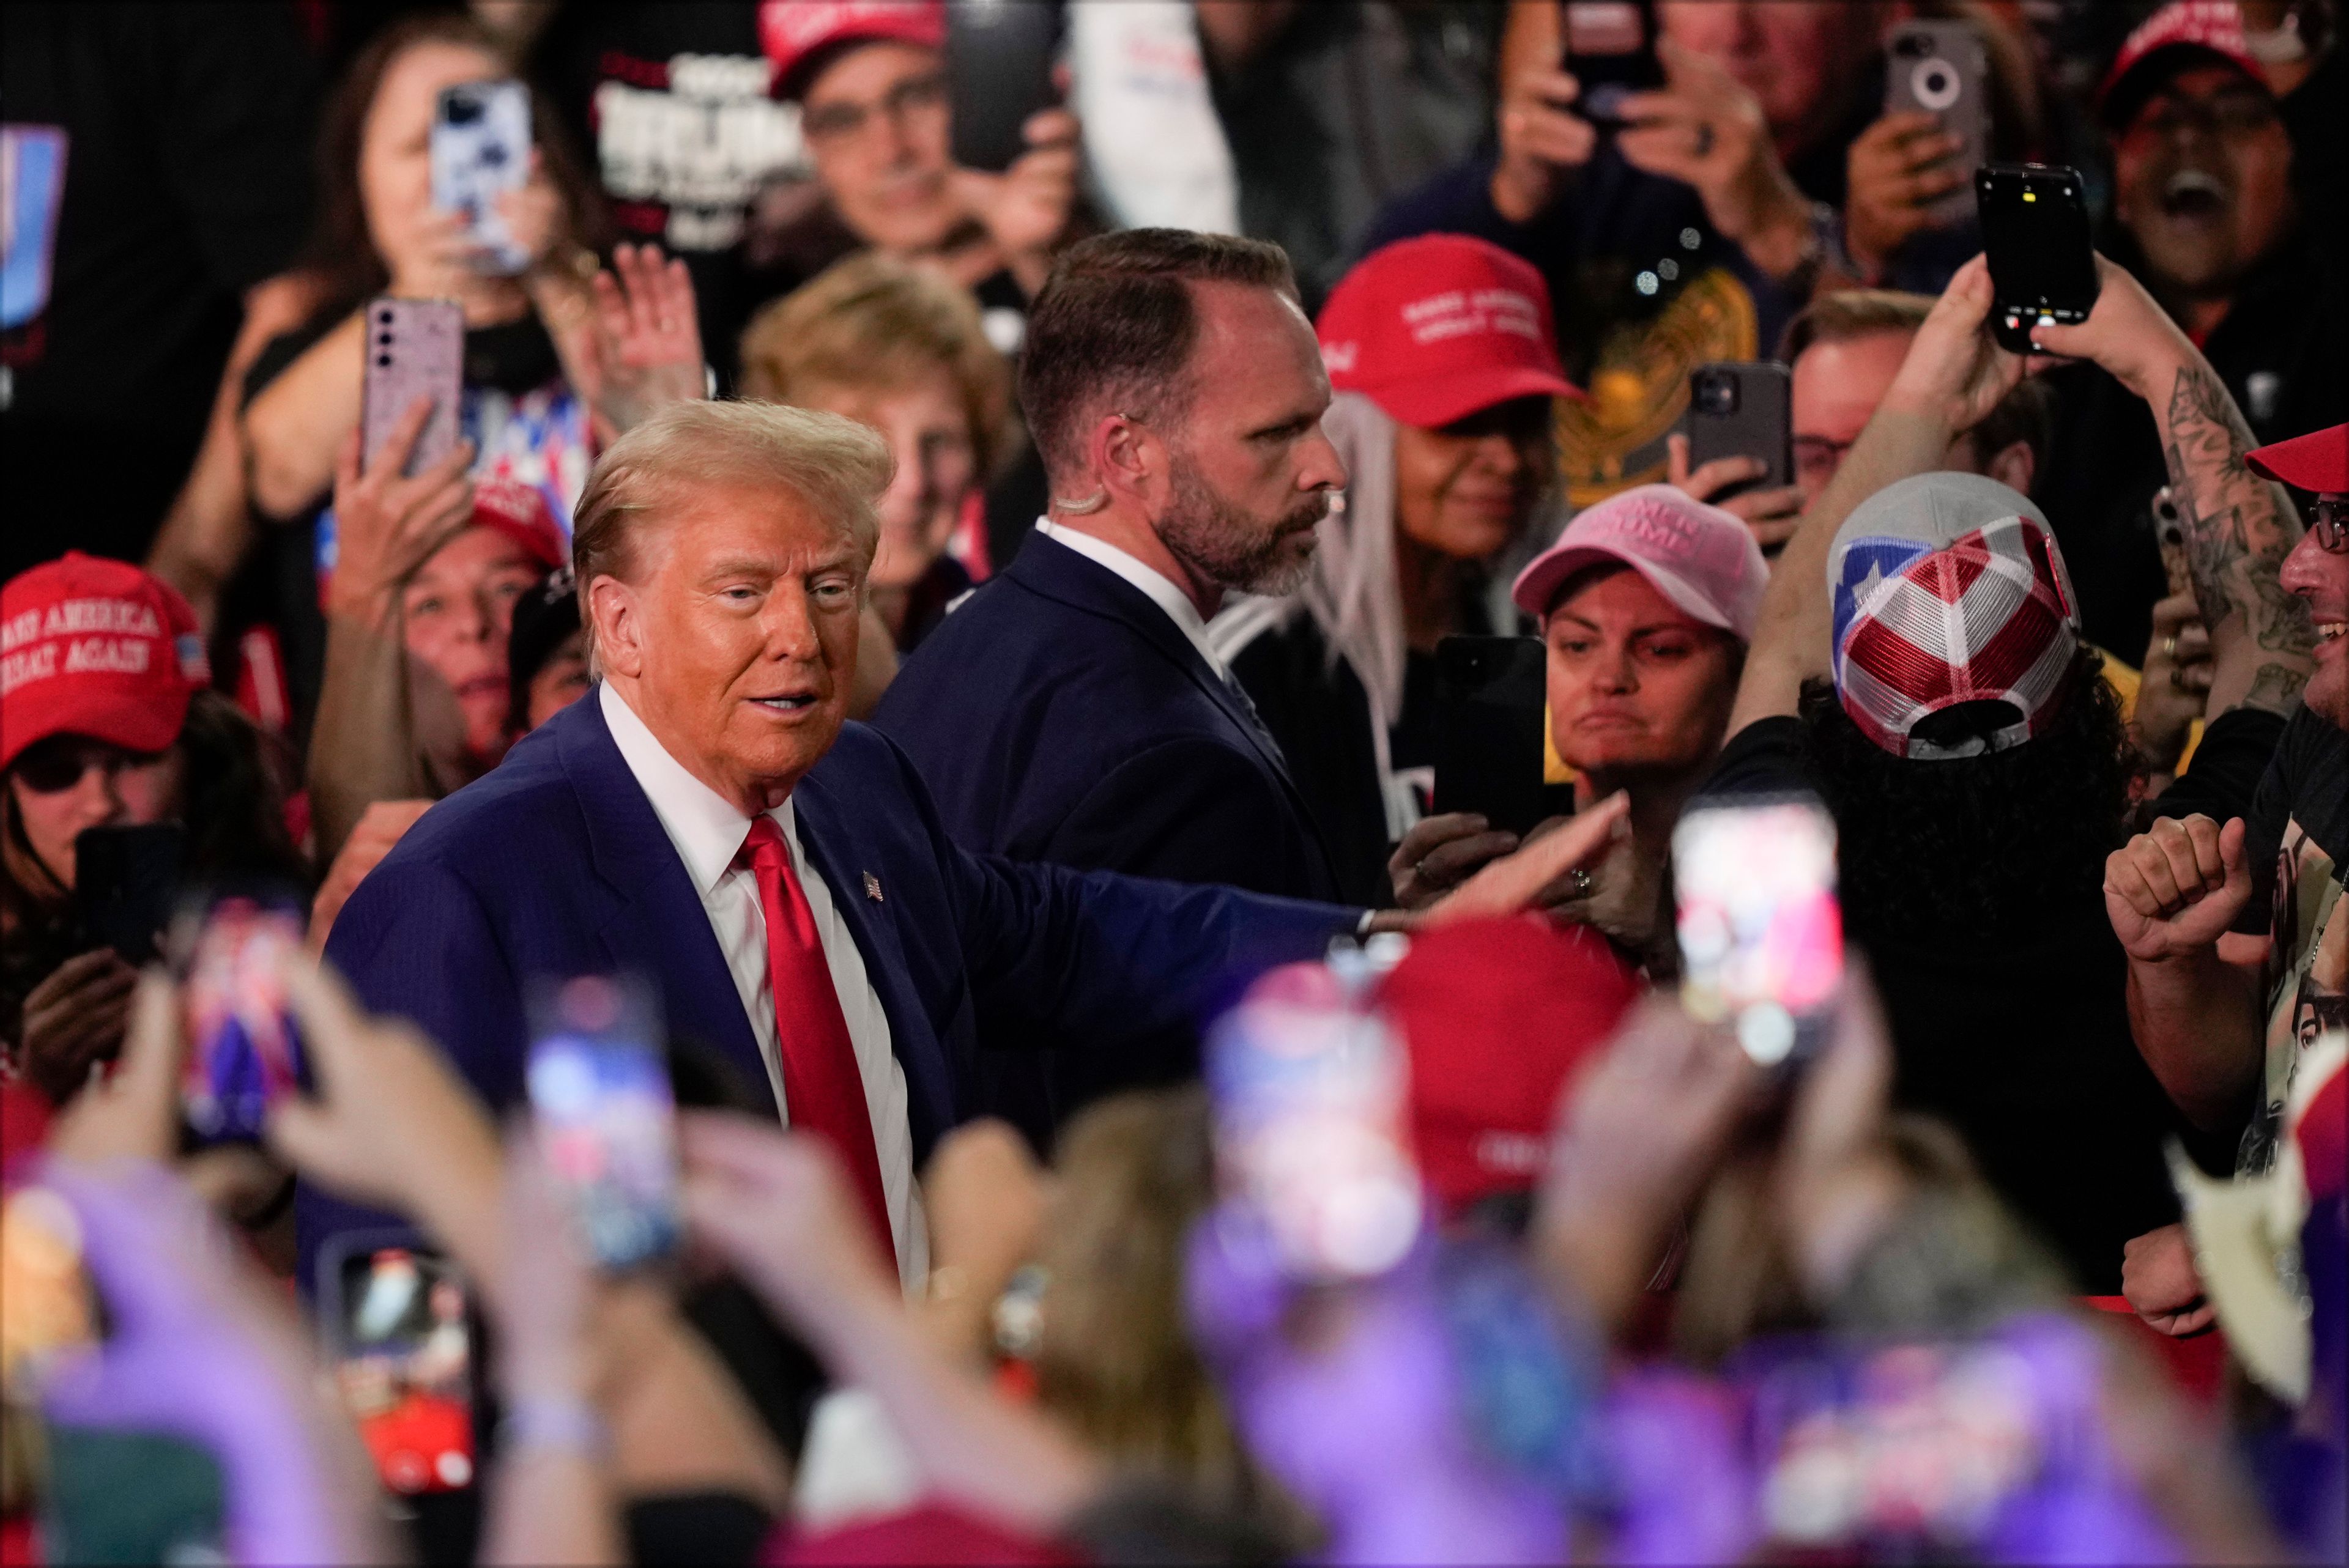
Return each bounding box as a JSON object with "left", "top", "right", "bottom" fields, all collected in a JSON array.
[{"left": 309, "top": 400, "right": 1624, "bottom": 1279}]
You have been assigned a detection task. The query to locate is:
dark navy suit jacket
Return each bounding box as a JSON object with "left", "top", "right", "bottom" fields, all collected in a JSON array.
[
  {"left": 870, "top": 533, "right": 1345, "bottom": 1134},
  {"left": 302, "top": 689, "right": 1354, "bottom": 1272}
]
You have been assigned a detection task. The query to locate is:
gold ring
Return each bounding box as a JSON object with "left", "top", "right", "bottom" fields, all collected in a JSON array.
[{"left": 2161, "top": 632, "right": 2179, "bottom": 660}]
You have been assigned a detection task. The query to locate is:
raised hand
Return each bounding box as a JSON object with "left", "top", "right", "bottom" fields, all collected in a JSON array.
[
  {"left": 1491, "top": 65, "right": 1597, "bottom": 223},
  {"left": 951, "top": 109, "right": 1080, "bottom": 295},
  {"left": 17, "top": 950, "right": 138, "bottom": 1108},
  {"left": 2104, "top": 814, "right": 2255, "bottom": 963},
  {"left": 1842, "top": 111, "right": 1968, "bottom": 280},
  {"left": 2121, "top": 1223, "right": 2214, "bottom": 1337},
  {"left": 328, "top": 400, "right": 475, "bottom": 623},
  {"left": 1616, "top": 40, "right": 1811, "bottom": 279},
  {"left": 582, "top": 243, "right": 707, "bottom": 438},
  {"left": 265, "top": 958, "right": 502, "bottom": 1262},
  {"left": 1883, "top": 254, "right": 2027, "bottom": 435},
  {"left": 1667, "top": 433, "right": 1806, "bottom": 551}
]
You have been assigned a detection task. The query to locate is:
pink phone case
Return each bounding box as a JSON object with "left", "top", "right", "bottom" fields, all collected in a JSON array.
[{"left": 360, "top": 297, "right": 464, "bottom": 477}]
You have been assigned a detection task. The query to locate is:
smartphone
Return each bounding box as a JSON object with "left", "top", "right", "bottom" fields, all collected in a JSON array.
[
  {"left": 71, "top": 823, "right": 185, "bottom": 965},
  {"left": 360, "top": 297, "right": 463, "bottom": 478},
  {"left": 1433, "top": 635, "right": 1550, "bottom": 836},
  {"left": 948, "top": 0, "right": 1064, "bottom": 172},
  {"left": 1687, "top": 362, "right": 1793, "bottom": 501},
  {"left": 1206, "top": 964, "right": 1420, "bottom": 1282},
  {"left": 177, "top": 893, "right": 306, "bottom": 1143},
  {"left": 1885, "top": 20, "right": 1988, "bottom": 226},
  {"left": 321, "top": 1236, "right": 478, "bottom": 1495},
  {"left": 526, "top": 975, "right": 680, "bottom": 1271},
  {"left": 1560, "top": 0, "right": 1663, "bottom": 130},
  {"left": 1672, "top": 797, "right": 1844, "bottom": 1068},
  {"left": 1976, "top": 163, "right": 2099, "bottom": 355},
  {"left": 431, "top": 80, "right": 533, "bottom": 275}
]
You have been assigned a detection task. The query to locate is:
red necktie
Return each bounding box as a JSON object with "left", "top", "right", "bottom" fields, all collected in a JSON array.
[{"left": 739, "top": 816, "right": 894, "bottom": 1260}]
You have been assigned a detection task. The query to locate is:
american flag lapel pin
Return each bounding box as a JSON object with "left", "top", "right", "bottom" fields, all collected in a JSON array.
[{"left": 863, "top": 872, "right": 884, "bottom": 904}]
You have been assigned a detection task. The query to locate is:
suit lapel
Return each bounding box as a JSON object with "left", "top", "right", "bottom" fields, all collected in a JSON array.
[
  {"left": 554, "top": 694, "right": 778, "bottom": 1117},
  {"left": 1014, "top": 536, "right": 1301, "bottom": 788}
]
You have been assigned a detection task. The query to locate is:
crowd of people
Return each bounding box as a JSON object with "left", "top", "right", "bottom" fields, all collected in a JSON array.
[{"left": 2, "top": 1, "right": 2345, "bottom": 1564}]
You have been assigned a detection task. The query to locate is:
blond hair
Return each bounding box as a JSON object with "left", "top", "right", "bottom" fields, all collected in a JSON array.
[
  {"left": 571, "top": 399, "right": 893, "bottom": 610},
  {"left": 737, "top": 253, "right": 1017, "bottom": 483}
]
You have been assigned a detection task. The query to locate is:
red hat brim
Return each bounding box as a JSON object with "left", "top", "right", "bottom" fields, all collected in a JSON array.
[
  {"left": 1354, "top": 363, "right": 1583, "bottom": 432},
  {"left": 2247, "top": 423, "right": 2349, "bottom": 495},
  {"left": 0, "top": 681, "right": 193, "bottom": 774}
]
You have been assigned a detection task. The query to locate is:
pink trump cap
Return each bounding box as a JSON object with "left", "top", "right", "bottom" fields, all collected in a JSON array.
[{"left": 1510, "top": 484, "right": 1768, "bottom": 642}]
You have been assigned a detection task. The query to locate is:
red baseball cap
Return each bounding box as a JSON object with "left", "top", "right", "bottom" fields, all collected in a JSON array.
[
  {"left": 2248, "top": 423, "right": 2349, "bottom": 494},
  {"left": 468, "top": 475, "right": 569, "bottom": 572},
  {"left": 2098, "top": 1, "right": 2266, "bottom": 128},
  {"left": 1, "top": 553, "right": 209, "bottom": 774},
  {"left": 1374, "top": 917, "right": 1641, "bottom": 1213},
  {"left": 1317, "top": 234, "right": 1581, "bottom": 430},
  {"left": 759, "top": 0, "right": 946, "bottom": 101}
]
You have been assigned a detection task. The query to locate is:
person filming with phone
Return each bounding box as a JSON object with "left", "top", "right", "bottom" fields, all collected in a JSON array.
[{"left": 1, "top": 557, "right": 305, "bottom": 1110}]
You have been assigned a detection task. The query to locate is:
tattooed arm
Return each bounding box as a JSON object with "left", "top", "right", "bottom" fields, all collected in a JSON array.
[{"left": 2035, "top": 258, "right": 2314, "bottom": 717}]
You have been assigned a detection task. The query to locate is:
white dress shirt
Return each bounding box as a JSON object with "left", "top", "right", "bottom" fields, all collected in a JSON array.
[
  {"left": 599, "top": 683, "right": 927, "bottom": 1285},
  {"left": 1034, "top": 517, "right": 1228, "bottom": 678}
]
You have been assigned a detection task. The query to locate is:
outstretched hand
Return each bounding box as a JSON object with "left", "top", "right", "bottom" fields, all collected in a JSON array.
[
  {"left": 2025, "top": 253, "right": 2197, "bottom": 402},
  {"left": 1406, "top": 790, "right": 1632, "bottom": 929}
]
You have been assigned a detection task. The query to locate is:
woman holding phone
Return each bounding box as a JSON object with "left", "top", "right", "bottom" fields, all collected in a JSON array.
[
  {"left": 0, "top": 557, "right": 304, "bottom": 1109},
  {"left": 1211, "top": 236, "right": 1576, "bottom": 906},
  {"left": 237, "top": 14, "right": 705, "bottom": 864}
]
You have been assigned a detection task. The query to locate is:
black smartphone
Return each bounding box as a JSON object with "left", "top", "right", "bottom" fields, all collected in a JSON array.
[
  {"left": 1976, "top": 163, "right": 2099, "bottom": 354},
  {"left": 948, "top": 0, "right": 1064, "bottom": 172},
  {"left": 72, "top": 823, "right": 185, "bottom": 964},
  {"left": 1687, "top": 362, "right": 1792, "bottom": 500},
  {"left": 1432, "top": 635, "right": 1550, "bottom": 836},
  {"left": 1885, "top": 20, "right": 1989, "bottom": 227},
  {"left": 1560, "top": 0, "right": 1664, "bottom": 130}
]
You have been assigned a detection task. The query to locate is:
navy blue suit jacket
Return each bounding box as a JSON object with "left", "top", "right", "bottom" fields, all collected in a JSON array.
[
  {"left": 870, "top": 534, "right": 1345, "bottom": 1134},
  {"left": 303, "top": 689, "right": 1354, "bottom": 1273},
  {"left": 872, "top": 533, "right": 1341, "bottom": 903}
]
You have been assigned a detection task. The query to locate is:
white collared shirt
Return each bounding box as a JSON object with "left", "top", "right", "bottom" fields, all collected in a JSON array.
[
  {"left": 1034, "top": 517, "right": 1229, "bottom": 678},
  {"left": 599, "top": 683, "right": 926, "bottom": 1285}
]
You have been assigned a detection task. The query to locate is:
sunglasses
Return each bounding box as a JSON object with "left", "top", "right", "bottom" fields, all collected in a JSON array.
[
  {"left": 2312, "top": 495, "right": 2348, "bottom": 554},
  {"left": 9, "top": 738, "right": 168, "bottom": 796}
]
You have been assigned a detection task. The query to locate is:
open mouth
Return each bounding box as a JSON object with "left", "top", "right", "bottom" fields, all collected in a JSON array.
[
  {"left": 2315, "top": 619, "right": 2348, "bottom": 649},
  {"left": 2160, "top": 168, "right": 2230, "bottom": 219},
  {"left": 749, "top": 694, "right": 820, "bottom": 715}
]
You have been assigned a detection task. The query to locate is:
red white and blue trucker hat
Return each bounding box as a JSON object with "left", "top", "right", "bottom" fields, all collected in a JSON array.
[{"left": 1827, "top": 472, "right": 2081, "bottom": 761}]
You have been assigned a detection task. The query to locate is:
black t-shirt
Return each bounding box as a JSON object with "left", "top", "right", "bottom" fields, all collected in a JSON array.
[
  {"left": 1696, "top": 716, "right": 2191, "bottom": 1292},
  {"left": 527, "top": 1, "right": 812, "bottom": 385},
  {"left": 0, "top": 1, "right": 317, "bottom": 579}
]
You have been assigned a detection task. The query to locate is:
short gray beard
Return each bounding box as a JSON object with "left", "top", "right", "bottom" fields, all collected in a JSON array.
[{"left": 1158, "top": 456, "right": 1326, "bottom": 599}]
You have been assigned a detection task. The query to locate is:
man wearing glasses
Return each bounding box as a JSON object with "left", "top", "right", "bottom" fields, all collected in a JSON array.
[
  {"left": 759, "top": 1, "right": 1081, "bottom": 328},
  {"left": 2109, "top": 420, "right": 2349, "bottom": 1336}
]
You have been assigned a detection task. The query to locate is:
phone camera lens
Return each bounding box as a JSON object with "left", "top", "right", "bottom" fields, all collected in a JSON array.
[
  {"left": 1694, "top": 372, "right": 1737, "bottom": 416},
  {"left": 1894, "top": 34, "right": 1932, "bottom": 58},
  {"left": 376, "top": 355, "right": 393, "bottom": 368},
  {"left": 1912, "top": 59, "right": 1961, "bottom": 111},
  {"left": 444, "top": 98, "right": 483, "bottom": 126}
]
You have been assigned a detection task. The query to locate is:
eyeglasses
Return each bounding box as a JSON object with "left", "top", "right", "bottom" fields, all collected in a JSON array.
[
  {"left": 9, "top": 738, "right": 165, "bottom": 796},
  {"left": 2131, "top": 88, "right": 2279, "bottom": 140},
  {"left": 799, "top": 72, "right": 949, "bottom": 147},
  {"left": 2313, "top": 494, "right": 2349, "bottom": 554}
]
